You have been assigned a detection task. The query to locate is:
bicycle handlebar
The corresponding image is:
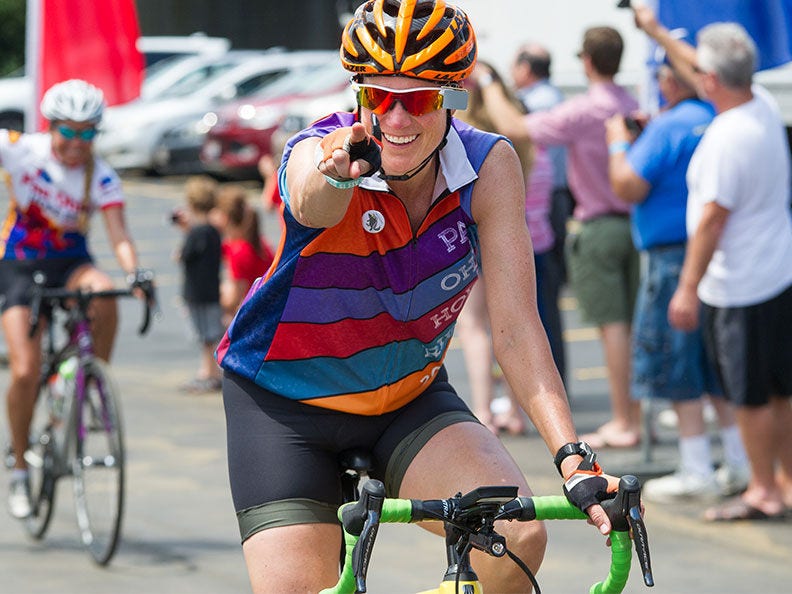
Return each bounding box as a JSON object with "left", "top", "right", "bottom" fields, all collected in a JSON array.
[
  {"left": 321, "top": 475, "right": 653, "bottom": 594},
  {"left": 28, "top": 270, "right": 158, "bottom": 338}
]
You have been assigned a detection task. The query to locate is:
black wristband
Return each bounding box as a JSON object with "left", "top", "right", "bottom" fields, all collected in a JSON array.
[{"left": 553, "top": 441, "right": 595, "bottom": 477}]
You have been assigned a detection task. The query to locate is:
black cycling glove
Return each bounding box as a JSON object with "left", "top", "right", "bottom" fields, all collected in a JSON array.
[
  {"left": 345, "top": 135, "right": 381, "bottom": 177},
  {"left": 561, "top": 447, "right": 612, "bottom": 512}
]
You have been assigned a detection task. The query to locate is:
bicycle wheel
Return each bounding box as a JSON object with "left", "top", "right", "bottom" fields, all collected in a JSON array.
[
  {"left": 23, "top": 381, "right": 59, "bottom": 539},
  {"left": 71, "top": 360, "right": 125, "bottom": 565}
]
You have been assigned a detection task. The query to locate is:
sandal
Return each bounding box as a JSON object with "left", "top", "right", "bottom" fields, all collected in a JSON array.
[
  {"left": 179, "top": 377, "right": 222, "bottom": 394},
  {"left": 494, "top": 413, "right": 527, "bottom": 436},
  {"left": 703, "top": 497, "right": 788, "bottom": 522},
  {"left": 580, "top": 423, "right": 639, "bottom": 449}
]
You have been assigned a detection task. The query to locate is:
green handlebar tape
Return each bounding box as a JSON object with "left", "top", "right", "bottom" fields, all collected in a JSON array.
[
  {"left": 530, "top": 497, "right": 633, "bottom": 594},
  {"left": 319, "top": 499, "right": 415, "bottom": 594},
  {"left": 381, "top": 498, "right": 414, "bottom": 523},
  {"left": 532, "top": 496, "right": 588, "bottom": 520},
  {"left": 589, "top": 531, "right": 632, "bottom": 594}
]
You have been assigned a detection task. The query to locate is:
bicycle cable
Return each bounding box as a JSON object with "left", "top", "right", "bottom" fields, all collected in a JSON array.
[{"left": 505, "top": 547, "right": 541, "bottom": 594}]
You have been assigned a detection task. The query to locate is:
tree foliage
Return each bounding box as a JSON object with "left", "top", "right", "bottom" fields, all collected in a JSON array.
[{"left": 0, "top": 0, "right": 26, "bottom": 76}]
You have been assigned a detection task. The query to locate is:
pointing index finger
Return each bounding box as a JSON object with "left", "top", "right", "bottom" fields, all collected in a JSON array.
[{"left": 349, "top": 121, "right": 368, "bottom": 144}]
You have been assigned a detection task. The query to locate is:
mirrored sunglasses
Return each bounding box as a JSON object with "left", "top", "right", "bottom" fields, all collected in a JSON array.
[
  {"left": 352, "top": 83, "right": 468, "bottom": 116},
  {"left": 57, "top": 124, "right": 98, "bottom": 141}
]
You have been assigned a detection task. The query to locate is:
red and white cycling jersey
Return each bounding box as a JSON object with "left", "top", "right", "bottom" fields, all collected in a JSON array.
[{"left": 0, "top": 129, "right": 124, "bottom": 260}]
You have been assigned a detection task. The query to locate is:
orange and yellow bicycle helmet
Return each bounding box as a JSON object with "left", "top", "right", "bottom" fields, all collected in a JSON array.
[{"left": 341, "top": 0, "right": 477, "bottom": 82}]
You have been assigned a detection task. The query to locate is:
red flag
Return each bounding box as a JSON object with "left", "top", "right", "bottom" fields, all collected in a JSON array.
[{"left": 31, "top": 0, "right": 144, "bottom": 130}]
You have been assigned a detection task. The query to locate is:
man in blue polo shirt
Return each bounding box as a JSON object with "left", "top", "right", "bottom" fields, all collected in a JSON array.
[{"left": 605, "top": 62, "right": 749, "bottom": 502}]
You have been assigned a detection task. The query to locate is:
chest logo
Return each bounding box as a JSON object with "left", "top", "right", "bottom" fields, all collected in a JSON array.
[{"left": 362, "top": 210, "right": 385, "bottom": 234}]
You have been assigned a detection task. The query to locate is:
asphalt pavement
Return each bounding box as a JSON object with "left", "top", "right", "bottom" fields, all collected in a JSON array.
[{"left": 0, "top": 175, "right": 790, "bottom": 594}]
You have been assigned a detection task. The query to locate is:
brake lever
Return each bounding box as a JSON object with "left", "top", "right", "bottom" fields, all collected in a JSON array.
[
  {"left": 602, "top": 475, "right": 654, "bottom": 588},
  {"left": 343, "top": 479, "right": 385, "bottom": 593},
  {"left": 628, "top": 500, "right": 654, "bottom": 587}
]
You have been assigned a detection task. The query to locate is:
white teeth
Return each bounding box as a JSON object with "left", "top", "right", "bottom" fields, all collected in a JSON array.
[{"left": 383, "top": 133, "right": 417, "bottom": 145}]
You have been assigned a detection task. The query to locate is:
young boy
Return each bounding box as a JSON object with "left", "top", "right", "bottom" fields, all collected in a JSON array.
[{"left": 175, "top": 176, "right": 224, "bottom": 393}]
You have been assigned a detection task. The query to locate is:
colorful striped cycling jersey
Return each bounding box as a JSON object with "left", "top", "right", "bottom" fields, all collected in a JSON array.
[
  {"left": 217, "top": 113, "right": 503, "bottom": 415},
  {"left": 0, "top": 130, "right": 124, "bottom": 260}
]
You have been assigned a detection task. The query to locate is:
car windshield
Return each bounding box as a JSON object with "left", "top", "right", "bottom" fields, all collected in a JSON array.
[
  {"left": 252, "top": 63, "right": 348, "bottom": 100},
  {"left": 158, "top": 62, "right": 240, "bottom": 98},
  {"left": 144, "top": 54, "right": 192, "bottom": 81}
]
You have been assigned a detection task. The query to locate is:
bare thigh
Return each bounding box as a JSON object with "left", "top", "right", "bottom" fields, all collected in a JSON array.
[
  {"left": 400, "top": 421, "right": 530, "bottom": 502},
  {"left": 66, "top": 262, "right": 114, "bottom": 292},
  {"left": 242, "top": 523, "right": 341, "bottom": 594}
]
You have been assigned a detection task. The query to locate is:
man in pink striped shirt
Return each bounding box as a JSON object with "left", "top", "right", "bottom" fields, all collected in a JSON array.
[{"left": 479, "top": 26, "right": 642, "bottom": 449}]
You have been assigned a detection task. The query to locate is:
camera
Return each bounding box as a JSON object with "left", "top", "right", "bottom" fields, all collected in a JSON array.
[
  {"left": 169, "top": 208, "right": 183, "bottom": 225},
  {"left": 624, "top": 116, "right": 644, "bottom": 135}
]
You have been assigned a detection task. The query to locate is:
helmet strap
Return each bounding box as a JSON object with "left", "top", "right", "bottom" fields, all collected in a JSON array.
[{"left": 381, "top": 111, "right": 451, "bottom": 182}]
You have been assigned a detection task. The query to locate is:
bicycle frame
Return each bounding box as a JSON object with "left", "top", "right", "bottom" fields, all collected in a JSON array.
[
  {"left": 38, "top": 313, "right": 93, "bottom": 473},
  {"left": 19, "top": 271, "right": 155, "bottom": 564}
]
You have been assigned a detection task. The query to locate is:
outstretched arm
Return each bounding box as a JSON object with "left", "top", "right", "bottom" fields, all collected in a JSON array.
[
  {"left": 633, "top": 4, "right": 700, "bottom": 91},
  {"left": 285, "top": 122, "right": 379, "bottom": 229},
  {"left": 474, "top": 67, "right": 533, "bottom": 141}
]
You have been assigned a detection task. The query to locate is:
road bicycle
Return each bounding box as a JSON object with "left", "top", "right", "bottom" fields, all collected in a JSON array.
[
  {"left": 323, "top": 460, "right": 653, "bottom": 594},
  {"left": 6, "top": 270, "right": 156, "bottom": 565}
]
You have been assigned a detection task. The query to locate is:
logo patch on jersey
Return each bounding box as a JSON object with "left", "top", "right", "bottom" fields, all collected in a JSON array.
[{"left": 362, "top": 210, "right": 385, "bottom": 234}]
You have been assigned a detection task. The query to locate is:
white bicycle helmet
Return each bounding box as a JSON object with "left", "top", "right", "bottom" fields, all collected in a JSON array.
[{"left": 40, "top": 79, "right": 106, "bottom": 124}]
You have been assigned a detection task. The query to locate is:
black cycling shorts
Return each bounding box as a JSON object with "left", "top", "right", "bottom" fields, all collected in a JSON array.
[
  {"left": 0, "top": 257, "right": 93, "bottom": 313},
  {"left": 222, "top": 367, "right": 478, "bottom": 543}
]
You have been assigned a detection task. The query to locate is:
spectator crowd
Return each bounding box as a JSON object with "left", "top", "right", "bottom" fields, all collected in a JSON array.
[{"left": 459, "top": 3, "right": 791, "bottom": 522}]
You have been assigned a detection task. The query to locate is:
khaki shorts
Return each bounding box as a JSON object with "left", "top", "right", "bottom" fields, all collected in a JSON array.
[{"left": 565, "top": 216, "right": 639, "bottom": 325}]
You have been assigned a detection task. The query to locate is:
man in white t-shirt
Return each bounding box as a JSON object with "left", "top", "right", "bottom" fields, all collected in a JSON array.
[{"left": 637, "top": 6, "right": 792, "bottom": 522}]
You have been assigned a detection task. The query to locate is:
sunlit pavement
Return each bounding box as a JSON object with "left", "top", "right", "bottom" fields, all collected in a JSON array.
[{"left": 0, "top": 174, "right": 789, "bottom": 593}]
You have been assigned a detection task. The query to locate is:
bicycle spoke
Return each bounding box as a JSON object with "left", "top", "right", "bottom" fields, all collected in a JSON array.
[
  {"left": 23, "top": 382, "right": 60, "bottom": 540},
  {"left": 72, "top": 363, "right": 125, "bottom": 565}
]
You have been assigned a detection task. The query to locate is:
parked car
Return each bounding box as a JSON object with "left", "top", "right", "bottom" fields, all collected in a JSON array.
[
  {"left": 96, "top": 50, "right": 336, "bottom": 174},
  {"left": 0, "top": 34, "right": 231, "bottom": 132},
  {"left": 200, "top": 61, "right": 354, "bottom": 179},
  {"left": 137, "top": 33, "right": 230, "bottom": 68}
]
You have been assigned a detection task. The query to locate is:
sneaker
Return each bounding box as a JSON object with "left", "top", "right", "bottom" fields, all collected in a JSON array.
[
  {"left": 642, "top": 471, "right": 720, "bottom": 504},
  {"left": 8, "top": 476, "right": 32, "bottom": 519},
  {"left": 715, "top": 464, "right": 751, "bottom": 497}
]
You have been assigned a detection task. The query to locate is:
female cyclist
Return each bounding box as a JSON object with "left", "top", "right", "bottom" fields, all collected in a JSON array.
[
  {"left": 218, "top": 2, "right": 618, "bottom": 592},
  {"left": 0, "top": 79, "right": 146, "bottom": 519}
]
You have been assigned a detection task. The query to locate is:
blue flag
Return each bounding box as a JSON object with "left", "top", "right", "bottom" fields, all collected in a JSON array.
[{"left": 658, "top": 0, "right": 792, "bottom": 71}]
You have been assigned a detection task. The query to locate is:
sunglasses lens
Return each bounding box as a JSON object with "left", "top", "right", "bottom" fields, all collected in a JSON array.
[
  {"left": 400, "top": 90, "right": 443, "bottom": 116},
  {"left": 357, "top": 87, "right": 391, "bottom": 114},
  {"left": 58, "top": 125, "right": 96, "bottom": 141},
  {"left": 58, "top": 125, "right": 76, "bottom": 139},
  {"left": 357, "top": 87, "right": 443, "bottom": 116}
]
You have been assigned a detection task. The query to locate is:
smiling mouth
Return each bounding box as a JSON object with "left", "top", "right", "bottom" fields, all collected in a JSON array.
[{"left": 383, "top": 133, "right": 418, "bottom": 145}]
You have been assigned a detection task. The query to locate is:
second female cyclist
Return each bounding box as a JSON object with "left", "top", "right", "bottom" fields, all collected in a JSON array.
[{"left": 218, "top": 2, "right": 619, "bottom": 592}]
